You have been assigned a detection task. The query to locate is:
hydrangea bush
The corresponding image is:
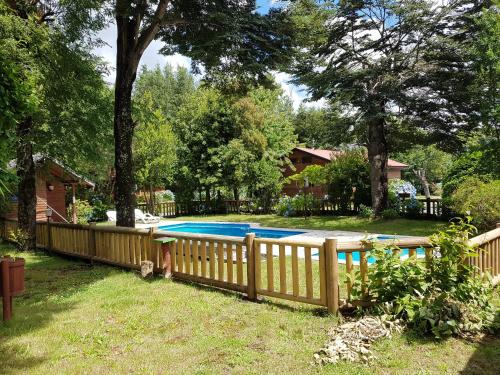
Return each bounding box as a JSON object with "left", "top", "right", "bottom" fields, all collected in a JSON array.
[{"left": 388, "top": 179, "right": 422, "bottom": 216}]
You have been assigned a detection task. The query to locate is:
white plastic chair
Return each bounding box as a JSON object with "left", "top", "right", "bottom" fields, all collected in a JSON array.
[
  {"left": 134, "top": 209, "right": 160, "bottom": 224},
  {"left": 106, "top": 210, "right": 117, "bottom": 222}
]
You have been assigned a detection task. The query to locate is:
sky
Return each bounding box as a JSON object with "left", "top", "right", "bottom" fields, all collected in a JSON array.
[{"left": 93, "top": 0, "right": 324, "bottom": 110}]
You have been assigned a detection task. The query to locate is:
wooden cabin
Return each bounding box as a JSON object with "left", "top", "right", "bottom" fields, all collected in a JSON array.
[
  {"left": 282, "top": 147, "right": 408, "bottom": 198},
  {"left": 4, "top": 155, "right": 94, "bottom": 223}
]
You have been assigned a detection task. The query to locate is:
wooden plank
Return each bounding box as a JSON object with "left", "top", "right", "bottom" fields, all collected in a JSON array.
[
  {"left": 177, "top": 238, "right": 184, "bottom": 273},
  {"left": 360, "top": 251, "right": 368, "bottom": 297},
  {"left": 346, "top": 253, "right": 353, "bottom": 301},
  {"left": 292, "top": 245, "right": 299, "bottom": 297},
  {"left": 236, "top": 243, "right": 243, "bottom": 285},
  {"left": 209, "top": 241, "right": 215, "bottom": 279},
  {"left": 279, "top": 244, "right": 286, "bottom": 294},
  {"left": 305, "top": 246, "right": 313, "bottom": 299},
  {"left": 217, "top": 241, "right": 224, "bottom": 281},
  {"left": 266, "top": 243, "right": 274, "bottom": 292},
  {"left": 318, "top": 245, "right": 326, "bottom": 305},
  {"left": 200, "top": 241, "right": 207, "bottom": 277},
  {"left": 192, "top": 240, "right": 199, "bottom": 276},
  {"left": 185, "top": 239, "right": 192, "bottom": 274},
  {"left": 325, "top": 239, "right": 339, "bottom": 314},
  {"left": 409, "top": 248, "right": 417, "bottom": 259},
  {"left": 255, "top": 241, "right": 261, "bottom": 291},
  {"left": 227, "top": 242, "right": 234, "bottom": 284},
  {"left": 170, "top": 238, "right": 176, "bottom": 272},
  {"left": 245, "top": 233, "right": 256, "bottom": 300}
]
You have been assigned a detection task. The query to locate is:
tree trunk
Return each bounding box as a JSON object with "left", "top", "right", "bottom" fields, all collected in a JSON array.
[
  {"left": 16, "top": 117, "right": 36, "bottom": 251},
  {"left": 114, "top": 15, "right": 141, "bottom": 227},
  {"left": 415, "top": 169, "right": 431, "bottom": 198},
  {"left": 113, "top": 0, "right": 168, "bottom": 226},
  {"left": 367, "top": 117, "right": 388, "bottom": 216}
]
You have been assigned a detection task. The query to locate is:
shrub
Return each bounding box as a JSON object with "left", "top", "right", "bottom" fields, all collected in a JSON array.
[
  {"left": 8, "top": 228, "right": 30, "bottom": 251},
  {"left": 388, "top": 179, "right": 419, "bottom": 216},
  {"left": 67, "top": 199, "right": 93, "bottom": 224},
  {"left": 380, "top": 208, "right": 400, "bottom": 219},
  {"left": 442, "top": 140, "right": 500, "bottom": 199},
  {"left": 352, "top": 219, "right": 496, "bottom": 339},
  {"left": 89, "top": 200, "right": 112, "bottom": 222},
  {"left": 324, "top": 149, "right": 371, "bottom": 212},
  {"left": 276, "top": 194, "right": 321, "bottom": 217},
  {"left": 358, "top": 204, "right": 374, "bottom": 218},
  {"left": 450, "top": 177, "right": 500, "bottom": 231},
  {"left": 403, "top": 198, "right": 423, "bottom": 217}
]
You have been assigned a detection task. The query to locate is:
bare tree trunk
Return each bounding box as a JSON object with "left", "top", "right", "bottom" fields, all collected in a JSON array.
[
  {"left": 16, "top": 117, "right": 36, "bottom": 251},
  {"left": 415, "top": 169, "right": 431, "bottom": 198},
  {"left": 114, "top": 75, "right": 136, "bottom": 227},
  {"left": 113, "top": 0, "right": 168, "bottom": 227},
  {"left": 367, "top": 117, "right": 388, "bottom": 216},
  {"left": 114, "top": 12, "right": 140, "bottom": 227}
]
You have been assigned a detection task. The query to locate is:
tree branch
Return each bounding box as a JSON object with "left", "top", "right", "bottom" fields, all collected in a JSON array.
[{"left": 135, "top": 0, "right": 170, "bottom": 58}]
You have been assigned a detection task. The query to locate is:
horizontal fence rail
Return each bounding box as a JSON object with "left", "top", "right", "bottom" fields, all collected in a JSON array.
[
  {"left": 1, "top": 219, "right": 499, "bottom": 314},
  {"left": 136, "top": 197, "right": 444, "bottom": 219}
]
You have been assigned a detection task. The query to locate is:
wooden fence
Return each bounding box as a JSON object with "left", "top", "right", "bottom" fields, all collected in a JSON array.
[
  {"left": 1, "top": 219, "right": 499, "bottom": 313},
  {"left": 137, "top": 197, "right": 444, "bottom": 219},
  {"left": 136, "top": 200, "right": 252, "bottom": 218}
]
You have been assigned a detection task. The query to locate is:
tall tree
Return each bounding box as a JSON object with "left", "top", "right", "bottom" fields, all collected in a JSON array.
[
  {"left": 112, "top": 0, "right": 290, "bottom": 226},
  {"left": 133, "top": 64, "right": 196, "bottom": 122},
  {"left": 286, "top": 0, "right": 480, "bottom": 215},
  {"left": 2, "top": 1, "right": 110, "bottom": 250}
]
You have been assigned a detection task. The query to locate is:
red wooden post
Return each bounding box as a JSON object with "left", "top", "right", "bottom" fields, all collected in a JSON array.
[
  {"left": 1, "top": 256, "right": 12, "bottom": 321},
  {"left": 153, "top": 237, "right": 176, "bottom": 279},
  {"left": 161, "top": 242, "right": 172, "bottom": 278}
]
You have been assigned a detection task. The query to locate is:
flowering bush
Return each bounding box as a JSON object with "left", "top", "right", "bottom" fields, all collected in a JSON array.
[
  {"left": 276, "top": 194, "right": 321, "bottom": 217},
  {"left": 389, "top": 179, "right": 417, "bottom": 198},
  {"left": 388, "top": 179, "right": 420, "bottom": 215}
]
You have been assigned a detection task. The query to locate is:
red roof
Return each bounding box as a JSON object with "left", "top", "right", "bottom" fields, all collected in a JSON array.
[{"left": 295, "top": 147, "right": 407, "bottom": 168}]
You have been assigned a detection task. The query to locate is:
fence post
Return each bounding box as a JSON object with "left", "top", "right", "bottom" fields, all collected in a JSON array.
[
  {"left": 245, "top": 233, "right": 257, "bottom": 301},
  {"left": 324, "top": 237, "right": 339, "bottom": 315},
  {"left": 46, "top": 219, "right": 52, "bottom": 253},
  {"left": 89, "top": 223, "right": 96, "bottom": 264},
  {"left": 426, "top": 198, "right": 431, "bottom": 217}
]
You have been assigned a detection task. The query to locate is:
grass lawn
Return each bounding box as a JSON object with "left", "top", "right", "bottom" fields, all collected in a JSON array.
[
  {"left": 158, "top": 214, "right": 447, "bottom": 237},
  {"left": 1, "top": 241, "right": 499, "bottom": 374}
]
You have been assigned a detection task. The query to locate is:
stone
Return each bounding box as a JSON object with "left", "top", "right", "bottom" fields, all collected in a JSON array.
[{"left": 140, "top": 260, "right": 154, "bottom": 278}]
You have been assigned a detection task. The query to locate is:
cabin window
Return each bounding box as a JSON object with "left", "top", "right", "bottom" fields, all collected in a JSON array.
[{"left": 302, "top": 156, "right": 312, "bottom": 164}]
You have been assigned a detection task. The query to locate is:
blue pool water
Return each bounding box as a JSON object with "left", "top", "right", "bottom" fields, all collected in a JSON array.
[
  {"left": 158, "top": 222, "right": 305, "bottom": 239},
  {"left": 331, "top": 247, "right": 426, "bottom": 264}
]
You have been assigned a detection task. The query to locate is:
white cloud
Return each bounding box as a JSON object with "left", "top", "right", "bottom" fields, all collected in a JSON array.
[
  {"left": 94, "top": 24, "right": 193, "bottom": 84},
  {"left": 93, "top": 22, "right": 323, "bottom": 110},
  {"left": 273, "top": 72, "right": 326, "bottom": 110}
]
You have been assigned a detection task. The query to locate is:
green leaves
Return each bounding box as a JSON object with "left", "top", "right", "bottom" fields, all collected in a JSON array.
[{"left": 354, "top": 219, "right": 495, "bottom": 339}]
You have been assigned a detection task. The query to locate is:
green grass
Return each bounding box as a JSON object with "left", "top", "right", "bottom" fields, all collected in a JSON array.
[
  {"left": 159, "top": 214, "right": 447, "bottom": 237},
  {"left": 1, "top": 241, "right": 498, "bottom": 374}
]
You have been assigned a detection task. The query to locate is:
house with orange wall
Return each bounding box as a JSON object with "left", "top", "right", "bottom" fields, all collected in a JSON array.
[
  {"left": 4, "top": 155, "right": 94, "bottom": 223},
  {"left": 282, "top": 147, "right": 407, "bottom": 197}
]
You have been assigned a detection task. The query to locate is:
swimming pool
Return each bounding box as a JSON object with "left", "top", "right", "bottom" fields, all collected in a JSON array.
[{"left": 158, "top": 222, "right": 305, "bottom": 239}]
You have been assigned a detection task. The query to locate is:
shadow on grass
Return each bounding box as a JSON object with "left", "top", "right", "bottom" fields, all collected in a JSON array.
[
  {"left": 395, "top": 308, "right": 500, "bottom": 375},
  {"left": 0, "top": 242, "right": 115, "bottom": 374},
  {"left": 173, "top": 277, "right": 331, "bottom": 317},
  {"left": 459, "top": 309, "right": 500, "bottom": 375}
]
